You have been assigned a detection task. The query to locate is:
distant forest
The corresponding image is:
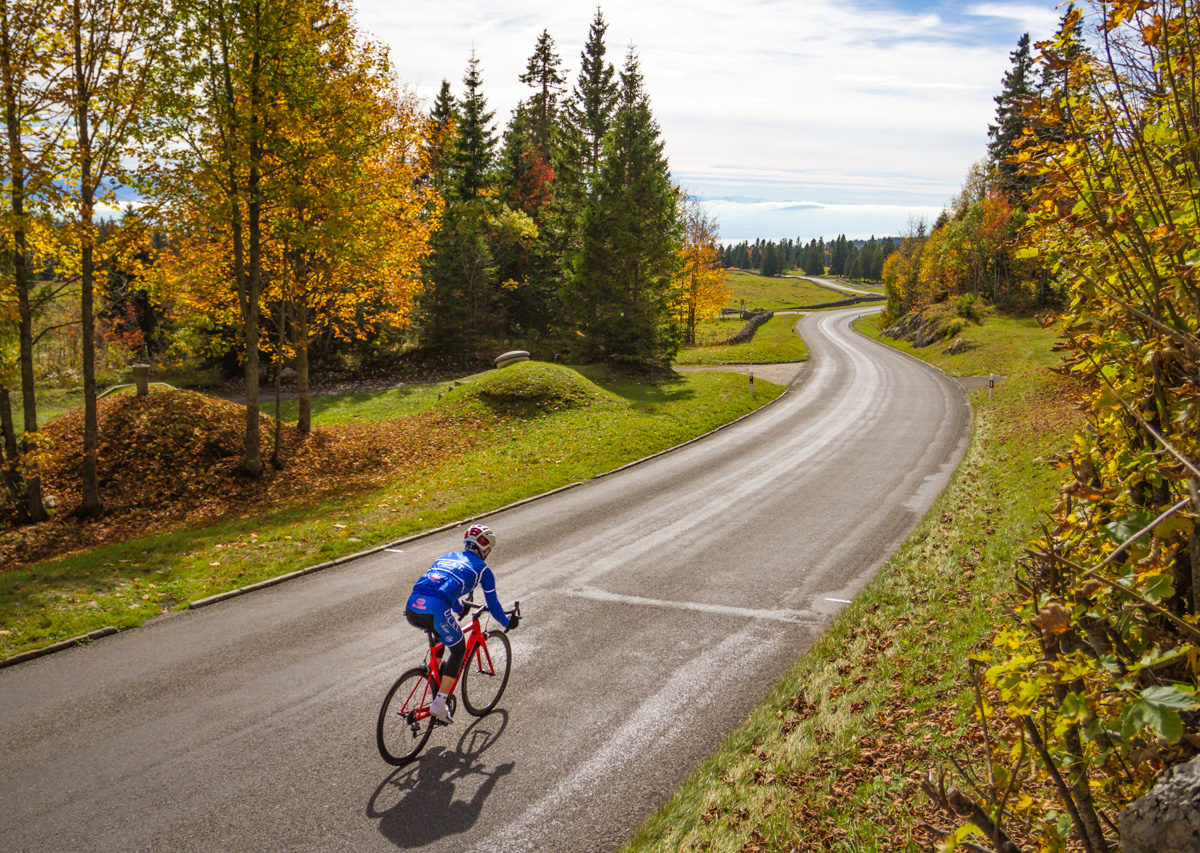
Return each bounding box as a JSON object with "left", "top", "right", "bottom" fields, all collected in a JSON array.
[{"left": 722, "top": 235, "right": 898, "bottom": 281}]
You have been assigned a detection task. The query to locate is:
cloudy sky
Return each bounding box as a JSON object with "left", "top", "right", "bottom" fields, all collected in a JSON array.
[{"left": 354, "top": 0, "right": 1065, "bottom": 242}]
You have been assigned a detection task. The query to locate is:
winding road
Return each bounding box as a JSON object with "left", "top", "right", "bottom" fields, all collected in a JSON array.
[{"left": 0, "top": 307, "right": 970, "bottom": 852}]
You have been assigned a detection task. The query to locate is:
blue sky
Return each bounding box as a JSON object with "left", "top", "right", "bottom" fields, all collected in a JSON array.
[{"left": 354, "top": 0, "right": 1066, "bottom": 242}]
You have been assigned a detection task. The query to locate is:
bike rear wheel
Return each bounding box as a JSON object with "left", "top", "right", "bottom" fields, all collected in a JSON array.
[
  {"left": 377, "top": 667, "right": 436, "bottom": 765},
  {"left": 460, "top": 630, "right": 512, "bottom": 716}
]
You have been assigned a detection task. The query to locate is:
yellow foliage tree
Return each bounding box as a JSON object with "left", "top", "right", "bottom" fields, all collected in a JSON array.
[{"left": 674, "top": 195, "right": 727, "bottom": 345}]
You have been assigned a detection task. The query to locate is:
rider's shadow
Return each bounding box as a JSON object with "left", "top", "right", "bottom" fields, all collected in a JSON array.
[{"left": 366, "top": 710, "right": 513, "bottom": 848}]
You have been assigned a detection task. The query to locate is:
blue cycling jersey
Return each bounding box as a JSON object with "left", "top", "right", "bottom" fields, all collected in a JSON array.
[{"left": 408, "top": 550, "right": 510, "bottom": 630}]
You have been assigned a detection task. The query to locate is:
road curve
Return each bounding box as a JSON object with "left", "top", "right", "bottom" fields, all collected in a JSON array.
[
  {"left": 0, "top": 308, "right": 970, "bottom": 853},
  {"left": 792, "top": 273, "right": 882, "bottom": 298}
]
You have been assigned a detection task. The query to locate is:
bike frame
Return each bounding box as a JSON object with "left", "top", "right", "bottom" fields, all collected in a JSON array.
[{"left": 412, "top": 605, "right": 497, "bottom": 721}]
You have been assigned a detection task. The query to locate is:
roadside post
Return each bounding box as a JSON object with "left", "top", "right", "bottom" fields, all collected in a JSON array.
[
  {"left": 749, "top": 371, "right": 754, "bottom": 396},
  {"left": 988, "top": 374, "right": 995, "bottom": 401},
  {"left": 133, "top": 364, "right": 150, "bottom": 396}
]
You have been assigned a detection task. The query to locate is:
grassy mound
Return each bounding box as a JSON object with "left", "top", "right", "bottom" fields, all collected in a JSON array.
[{"left": 439, "top": 361, "right": 617, "bottom": 413}]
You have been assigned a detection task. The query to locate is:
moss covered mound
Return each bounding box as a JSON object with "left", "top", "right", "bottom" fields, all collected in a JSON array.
[
  {"left": 439, "top": 361, "right": 616, "bottom": 413},
  {"left": 882, "top": 303, "right": 976, "bottom": 348}
]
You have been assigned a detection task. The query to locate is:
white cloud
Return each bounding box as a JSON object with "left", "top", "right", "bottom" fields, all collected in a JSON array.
[
  {"left": 697, "top": 198, "right": 944, "bottom": 243},
  {"left": 353, "top": 0, "right": 1062, "bottom": 236},
  {"left": 967, "top": 3, "right": 1061, "bottom": 33}
]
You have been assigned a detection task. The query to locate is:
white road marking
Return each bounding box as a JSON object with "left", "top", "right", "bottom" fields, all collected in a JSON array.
[
  {"left": 825, "top": 597, "right": 853, "bottom": 604},
  {"left": 471, "top": 623, "right": 784, "bottom": 852},
  {"left": 563, "top": 585, "right": 823, "bottom": 625},
  {"left": 384, "top": 548, "right": 405, "bottom": 554}
]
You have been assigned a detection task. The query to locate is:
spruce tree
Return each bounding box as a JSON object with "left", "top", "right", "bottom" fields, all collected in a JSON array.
[
  {"left": 419, "top": 55, "right": 501, "bottom": 350},
  {"left": 563, "top": 8, "right": 617, "bottom": 187},
  {"left": 574, "top": 48, "right": 680, "bottom": 366},
  {"left": 760, "top": 242, "right": 781, "bottom": 277},
  {"left": 830, "top": 235, "right": 849, "bottom": 275},
  {"left": 427, "top": 79, "right": 459, "bottom": 196},
  {"left": 454, "top": 51, "right": 496, "bottom": 201},
  {"left": 804, "top": 239, "right": 822, "bottom": 275},
  {"left": 519, "top": 29, "right": 567, "bottom": 161},
  {"left": 988, "top": 33, "right": 1035, "bottom": 202}
]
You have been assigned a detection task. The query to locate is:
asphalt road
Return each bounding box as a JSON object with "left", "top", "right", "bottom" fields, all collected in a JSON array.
[{"left": 0, "top": 307, "right": 971, "bottom": 852}]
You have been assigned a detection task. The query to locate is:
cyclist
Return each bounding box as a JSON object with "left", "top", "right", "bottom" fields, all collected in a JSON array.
[{"left": 405, "top": 523, "right": 519, "bottom": 724}]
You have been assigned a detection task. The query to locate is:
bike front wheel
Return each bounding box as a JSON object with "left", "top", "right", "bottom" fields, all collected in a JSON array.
[
  {"left": 460, "top": 630, "right": 512, "bottom": 716},
  {"left": 377, "top": 667, "right": 436, "bottom": 765}
]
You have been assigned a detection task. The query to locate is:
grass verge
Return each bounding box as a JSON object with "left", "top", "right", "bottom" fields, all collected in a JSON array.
[
  {"left": 676, "top": 315, "right": 808, "bottom": 366},
  {"left": 0, "top": 364, "right": 784, "bottom": 659},
  {"left": 724, "top": 271, "right": 846, "bottom": 311},
  {"left": 622, "top": 313, "right": 1081, "bottom": 852}
]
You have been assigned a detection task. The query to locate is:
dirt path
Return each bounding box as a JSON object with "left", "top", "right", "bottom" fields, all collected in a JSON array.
[{"left": 675, "top": 361, "right": 807, "bottom": 385}]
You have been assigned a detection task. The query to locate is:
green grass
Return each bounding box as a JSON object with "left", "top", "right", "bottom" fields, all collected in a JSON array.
[
  {"left": 623, "top": 313, "right": 1079, "bottom": 852},
  {"left": 675, "top": 314, "right": 809, "bottom": 365},
  {"left": 272, "top": 380, "right": 455, "bottom": 426},
  {"left": 861, "top": 309, "right": 1057, "bottom": 377},
  {"left": 0, "top": 364, "right": 785, "bottom": 658},
  {"left": 724, "top": 270, "right": 846, "bottom": 311}
]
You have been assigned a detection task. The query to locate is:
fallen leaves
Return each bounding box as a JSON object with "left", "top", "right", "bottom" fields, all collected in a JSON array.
[{"left": 0, "top": 389, "right": 490, "bottom": 567}]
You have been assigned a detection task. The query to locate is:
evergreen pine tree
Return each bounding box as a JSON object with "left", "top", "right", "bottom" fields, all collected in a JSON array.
[
  {"left": 847, "top": 250, "right": 863, "bottom": 280},
  {"left": 988, "top": 33, "right": 1035, "bottom": 202},
  {"left": 520, "top": 29, "right": 567, "bottom": 162},
  {"left": 830, "top": 235, "right": 849, "bottom": 275},
  {"left": 573, "top": 48, "right": 680, "bottom": 366},
  {"left": 804, "top": 239, "right": 822, "bottom": 275},
  {"left": 563, "top": 9, "right": 618, "bottom": 186},
  {"left": 427, "top": 79, "right": 459, "bottom": 196},
  {"left": 454, "top": 51, "right": 496, "bottom": 201},
  {"left": 760, "top": 242, "right": 781, "bottom": 277},
  {"left": 419, "top": 55, "right": 501, "bottom": 350}
]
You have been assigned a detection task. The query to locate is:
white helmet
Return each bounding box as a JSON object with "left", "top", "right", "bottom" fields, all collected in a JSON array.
[{"left": 464, "top": 524, "right": 496, "bottom": 559}]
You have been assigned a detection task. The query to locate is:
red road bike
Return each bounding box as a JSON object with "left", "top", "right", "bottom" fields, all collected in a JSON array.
[{"left": 376, "top": 601, "right": 518, "bottom": 764}]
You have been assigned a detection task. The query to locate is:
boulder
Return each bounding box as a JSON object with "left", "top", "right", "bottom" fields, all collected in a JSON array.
[
  {"left": 883, "top": 306, "right": 965, "bottom": 348},
  {"left": 943, "top": 337, "right": 978, "bottom": 355},
  {"left": 494, "top": 350, "right": 530, "bottom": 369},
  {"left": 1120, "top": 755, "right": 1200, "bottom": 853}
]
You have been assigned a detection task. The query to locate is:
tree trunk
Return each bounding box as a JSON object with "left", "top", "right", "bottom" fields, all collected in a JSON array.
[
  {"left": 73, "top": 0, "right": 101, "bottom": 517},
  {"left": 0, "top": 386, "right": 23, "bottom": 514},
  {"left": 297, "top": 334, "right": 310, "bottom": 435},
  {"left": 0, "top": 0, "right": 47, "bottom": 523},
  {"left": 214, "top": 0, "right": 262, "bottom": 477},
  {"left": 271, "top": 298, "right": 284, "bottom": 467}
]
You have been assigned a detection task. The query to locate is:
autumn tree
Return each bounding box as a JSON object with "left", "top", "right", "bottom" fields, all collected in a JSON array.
[
  {"left": 0, "top": 0, "right": 60, "bottom": 522},
  {"left": 675, "top": 196, "right": 727, "bottom": 345},
  {"left": 927, "top": 3, "right": 1200, "bottom": 846},
  {"left": 150, "top": 0, "right": 317, "bottom": 476},
  {"left": 265, "top": 12, "right": 436, "bottom": 433},
  {"left": 50, "top": 0, "right": 165, "bottom": 515}
]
